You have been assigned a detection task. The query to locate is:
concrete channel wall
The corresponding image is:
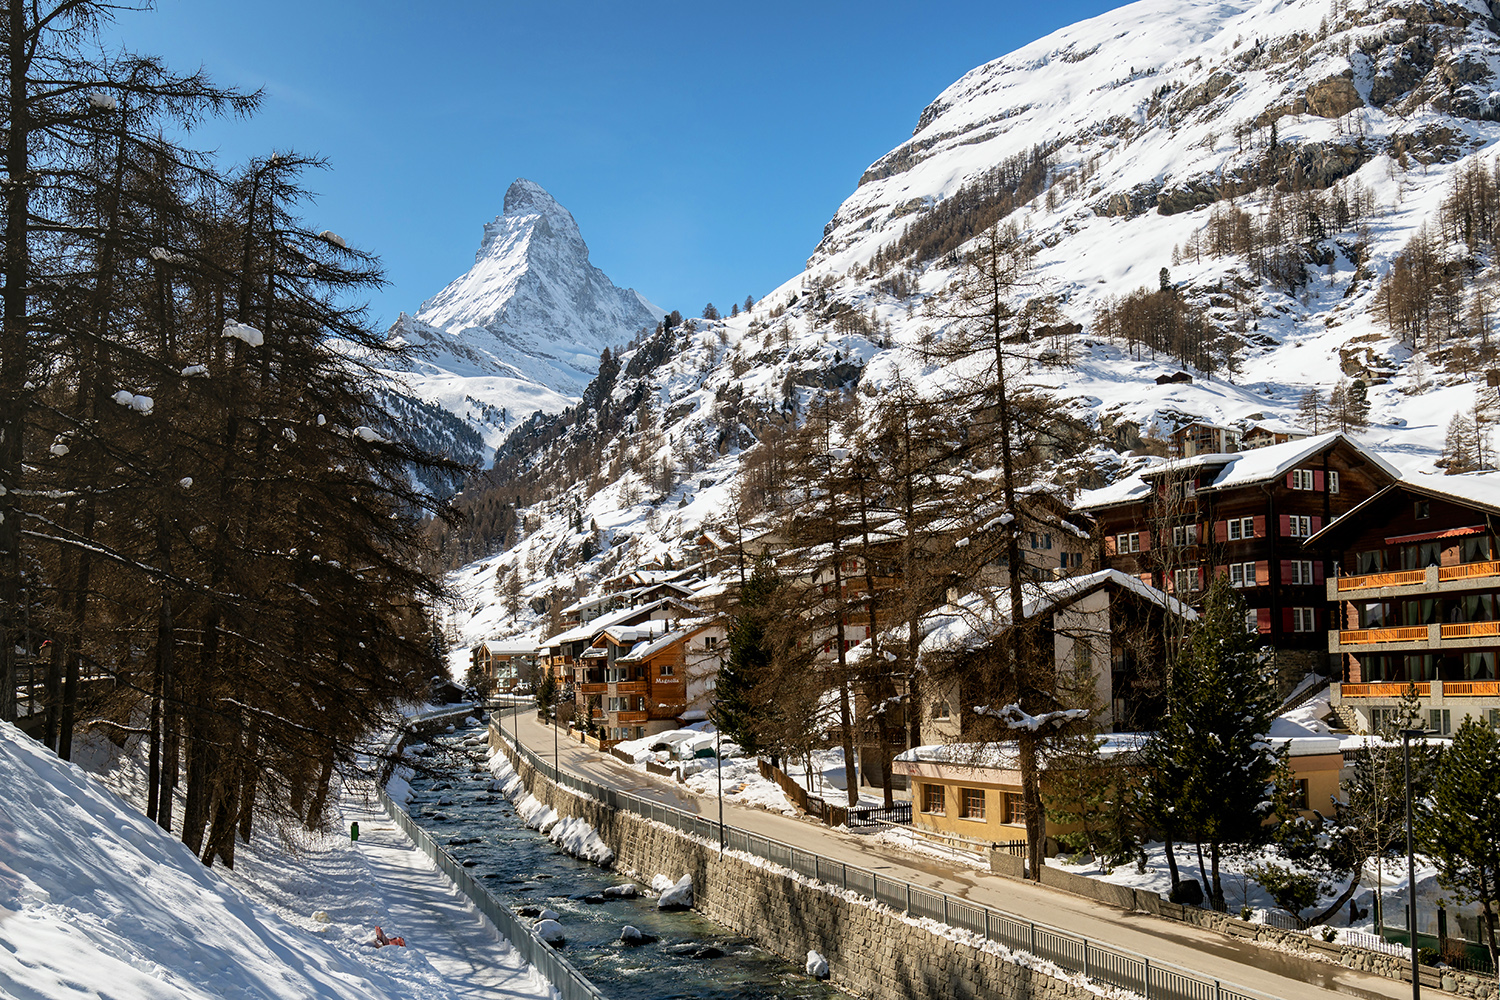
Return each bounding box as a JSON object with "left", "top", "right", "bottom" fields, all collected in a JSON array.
[{"left": 489, "top": 723, "right": 1100, "bottom": 1000}]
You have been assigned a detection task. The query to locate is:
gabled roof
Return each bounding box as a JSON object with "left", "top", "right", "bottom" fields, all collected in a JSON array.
[
  {"left": 539, "top": 595, "right": 703, "bottom": 648},
  {"left": 1075, "top": 433, "right": 1400, "bottom": 513},
  {"left": 912, "top": 569, "right": 1196, "bottom": 664},
  {"left": 614, "top": 618, "right": 717, "bottom": 663},
  {"left": 1307, "top": 470, "right": 1500, "bottom": 546}
]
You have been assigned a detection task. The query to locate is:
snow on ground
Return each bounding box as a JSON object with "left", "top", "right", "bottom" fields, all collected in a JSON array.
[
  {"left": 0, "top": 721, "right": 550, "bottom": 1000},
  {"left": 486, "top": 751, "right": 614, "bottom": 864}
]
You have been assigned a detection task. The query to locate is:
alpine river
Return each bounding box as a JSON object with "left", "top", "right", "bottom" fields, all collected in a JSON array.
[{"left": 405, "top": 719, "right": 841, "bottom": 1000}]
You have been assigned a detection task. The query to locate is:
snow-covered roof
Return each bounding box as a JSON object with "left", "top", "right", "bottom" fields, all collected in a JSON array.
[
  {"left": 540, "top": 595, "right": 701, "bottom": 647},
  {"left": 894, "top": 732, "right": 1150, "bottom": 770},
  {"left": 1246, "top": 418, "right": 1310, "bottom": 437},
  {"left": 1075, "top": 433, "right": 1400, "bottom": 512},
  {"left": 917, "top": 569, "right": 1197, "bottom": 662},
  {"left": 1308, "top": 470, "right": 1500, "bottom": 545},
  {"left": 613, "top": 617, "right": 716, "bottom": 662}
]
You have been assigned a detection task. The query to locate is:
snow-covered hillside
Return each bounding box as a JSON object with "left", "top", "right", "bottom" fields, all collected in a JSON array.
[
  {"left": 374, "top": 179, "right": 663, "bottom": 465},
  {"left": 0, "top": 722, "right": 544, "bottom": 1000},
  {"left": 439, "top": 0, "right": 1500, "bottom": 647}
]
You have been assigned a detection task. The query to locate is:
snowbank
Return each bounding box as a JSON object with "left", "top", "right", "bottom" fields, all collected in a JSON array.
[{"left": 487, "top": 749, "right": 614, "bottom": 865}]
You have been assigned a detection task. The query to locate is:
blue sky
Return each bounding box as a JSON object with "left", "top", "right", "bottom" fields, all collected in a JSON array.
[{"left": 105, "top": 1, "right": 1129, "bottom": 328}]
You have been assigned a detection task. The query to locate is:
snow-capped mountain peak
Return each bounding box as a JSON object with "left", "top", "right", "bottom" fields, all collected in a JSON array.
[{"left": 406, "top": 178, "right": 662, "bottom": 396}]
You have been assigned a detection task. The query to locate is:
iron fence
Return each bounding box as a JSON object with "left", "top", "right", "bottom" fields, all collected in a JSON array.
[
  {"left": 381, "top": 708, "right": 610, "bottom": 1000},
  {"left": 497, "top": 720, "right": 1279, "bottom": 1000},
  {"left": 845, "top": 802, "right": 912, "bottom": 828}
]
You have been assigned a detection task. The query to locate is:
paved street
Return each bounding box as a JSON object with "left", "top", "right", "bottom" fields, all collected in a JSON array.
[{"left": 489, "top": 704, "right": 1442, "bottom": 1000}]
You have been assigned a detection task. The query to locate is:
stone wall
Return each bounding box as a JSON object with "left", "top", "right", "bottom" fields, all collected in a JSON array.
[{"left": 489, "top": 727, "right": 1095, "bottom": 1000}]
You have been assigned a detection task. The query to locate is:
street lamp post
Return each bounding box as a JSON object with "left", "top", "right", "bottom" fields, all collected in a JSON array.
[
  {"left": 1400, "top": 727, "right": 1435, "bottom": 1000},
  {"left": 716, "top": 723, "right": 725, "bottom": 855}
]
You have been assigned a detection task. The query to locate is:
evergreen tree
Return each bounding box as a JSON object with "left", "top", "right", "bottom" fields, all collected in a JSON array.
[
  {"left": 1419, "top": 718, "right": 1500, "bottom": 976},
  {"left": 1154, "top": 576, "right": 1281, "bottom": 910},
  {"left": 1298, "top": 388, "right": 1325, "bottom": 434},
  {"left": 716, "top": 560, "right": 778, "bottom": 759}
]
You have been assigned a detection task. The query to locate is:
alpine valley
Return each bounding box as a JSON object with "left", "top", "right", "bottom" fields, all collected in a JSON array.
[{"left": 414, "top": 0, "right": 1500, "bottom": 645}]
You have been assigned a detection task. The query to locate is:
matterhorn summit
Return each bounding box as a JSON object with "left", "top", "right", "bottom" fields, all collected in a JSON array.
[{"left": 392, "top": 178, "right": 662, "bottom": 396}]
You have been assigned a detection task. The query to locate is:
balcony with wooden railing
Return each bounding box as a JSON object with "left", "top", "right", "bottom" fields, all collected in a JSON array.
[
  {"left": 578, "top": 682, "right": 607, "bottom": 695},
  {"left": 1336, "top": 560, "right": 1500, "bottom": 594},
  {"left": 614, "top": 710, "right": 649, "bottom": 724},
  {"left": 1339, "top": 682, "right": 1431, "bottom": 698},
  {"left": 1337, "top": 626, "right": 1430, "bottom": 645},
  {"left": 1442, "top": 680, "right": 1500, "bottom": 697},
  {"left": 611, "top": 681, "right": 647, "bottom": 696}
]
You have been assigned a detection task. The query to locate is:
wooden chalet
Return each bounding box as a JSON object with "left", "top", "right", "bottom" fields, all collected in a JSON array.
[
  {"left": 1308, "top": 472, "right": 1500, "bottom": 735},
  {"left": 1075, "top": 433, "right": 1400, "bottom": 683}
]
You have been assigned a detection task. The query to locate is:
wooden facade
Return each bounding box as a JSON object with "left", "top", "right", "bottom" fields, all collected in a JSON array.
[
  {"left": 1311, "top": 475, "right": 1500, "bottom": 734},
  {"left": 1079, "top": 434, "right": 1398, "bottom": 681}
]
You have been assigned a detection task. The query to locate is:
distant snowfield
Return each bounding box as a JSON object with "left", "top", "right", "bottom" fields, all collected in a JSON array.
[{"left": 0, "top": 722, "right": 548, "bottom": 1000}]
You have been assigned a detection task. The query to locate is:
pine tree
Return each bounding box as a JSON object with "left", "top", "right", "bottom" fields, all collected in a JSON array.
[
  {"left": 716, "top": 560, "right": 779, "bottom": 759},
  {"left": 1298, "top": 388, "right": 1325, "bottom": 433},
  {"left": 1153, "top": 576, "right": 1281, "bottom": 910},
  {"left": 1419, "top": 719, "right": 1500, "bottom": 976},
  {"left": 1440, "top": 412, "right": 1479, "bottom": 474}
]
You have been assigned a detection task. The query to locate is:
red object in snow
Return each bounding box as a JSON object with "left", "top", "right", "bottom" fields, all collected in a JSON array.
[{"left": 371, "top": 926, "right": 406, "bottom": 948}]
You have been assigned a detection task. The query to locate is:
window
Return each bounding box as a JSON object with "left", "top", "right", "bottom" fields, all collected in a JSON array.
[
  {"left": 1291, "top": 779, "right": 1309, "bottom": 811},
  {"left": 658, "top": 663, "right": 675, "bottom": 677},
  {"left": 1003, "top": 792, "right": 1026, "bottom": 825},
  {"left": 961, "top": 788, "right": 986, "bottom": 820},
  {"left": 1415, "top": 500, "right": 1431, "bottom": 520},
  {"left": 607, "top": 696, "right": 629, "bottom": 712},
  {"left": 1291, "top": 607, "right": 1317, "bottom": 632},
  {"left": 703, "top": 635, "right": 718, "bottom": 650},
  {"left": 1290, "top": 560, "right": 1315, "bottom": 585},
  {"left": 1292, "top": 468, "right": 1314, "bottom": 490},
  {"left": 1429, "top": 708, "right": 1452, "bottom": 735},
  {"left": 1229, "top": 561, "right": 1256, "bottom": 587},
  {"left": 1071, "top": 552, "right": 1084, "bottom": 568},
  {"left": 1115, "top": 532, "right": 1141, "bottom": 553},
  {"left": 1172, "top": 524, "right": 1200, "bottom": 547},
  {"left": 1288, "top": 515, "right": 1312, "bottom": 538},
  {"left": 1173, "top": 568, "right": 1200, "bottom": 592},
  {"left": 1030, "top": 532, "right": 1038, "bottom": 548},
  {"left": 1328, "top": 471, "right": 1340, "bottom": 494},
  {"left": 922, "top": 783, "right": 945, "bottom": 814},
  {"left": 1227, "top": 517, "right": 1254, "bottom": 540},
  {"left": 1043, "top": 533, "right": 1053, "bottom": 550},
  {"left": 932, "top": 700, "right": 952, "bottom": 721},
  {"left": 1245, "top": 610, "right": 1259, "bottom": 634}
]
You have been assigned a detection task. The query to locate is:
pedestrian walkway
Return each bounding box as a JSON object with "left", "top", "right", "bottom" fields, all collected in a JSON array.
[
  {"left": 497, "top": 709, "right": 1442, "bottom": 1000},
  {"left": 337, "top": 785, "right": 551, "bottom": 1000}
]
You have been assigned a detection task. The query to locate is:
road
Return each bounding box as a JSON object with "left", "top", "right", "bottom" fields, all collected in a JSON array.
[{"left": 488, "top": 704, "right": 1442, "bottom": 1000}]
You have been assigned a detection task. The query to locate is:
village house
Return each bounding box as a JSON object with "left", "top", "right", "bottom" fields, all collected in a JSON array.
[
  {"left": 576, "top": 618, "right": 724, "bottom": 742},
  {"left": 1169, "top": 420, "right": 1242, "bottom": 458},
  {"left": 1242, "top": 418, "right": 1310, "bottom": 451},
  {"left": 1076, "top": 432, "right": 1400, "bottom": 685},
  {"left": 468, "top": 642, "right": 537, "bottom": 693},
  {"left": 917, "top": 569, "right": 1197, "bottom": 738},
  {"left": 1309, "top": 472, "right": 1500, "bottom": 735}
]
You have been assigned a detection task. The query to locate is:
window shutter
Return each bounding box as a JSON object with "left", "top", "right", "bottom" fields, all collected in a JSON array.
[
  {"left": 1286, "top": 471, "right": 1296, "bottom": 488},
  {"left": 1314, "top": 562, "right": 1326, "bottom": 585},
  {"left": 1279, "top": 514, "right": 1291, "bottom": 537},
  {"left": 1138, "top": 573, "right": 1152, "bottom": 587},
  {"left": 1215, "top": 563, "right": 1228, "bottom": 580},
  {"left": 1314, "top": 470, "right": 1325, "bottom": 491},
  {"left": 1215, "top": 520, "right": 1228, "bottom": 543},
  {"left": 1105, "top": 535, "right": 1117, "bottom": 556},
  {"left": 1256, "top": 608, "right": 1272, "bottom": 633},
  {"left": 1311, "top": 515, "right": 1322, "bottom": 533},
  {"left": 1280, "top": 560, "right": 1294, "bottom": 584},
  {"left": 1253, "top": 515, "right": 1266, "bottom": 537},
  {"left": 1282, "top": 608, "right": 1295, "bottom": 633},
  {"left": 1139, "top": 529, "right": 1151, "bottom": 551},
  {"left": 1256, "top": 561, "right": 1270, "bottom": 586},
  {"left": 1197, "top": 568, "right": 1205, "bottom": 589}
]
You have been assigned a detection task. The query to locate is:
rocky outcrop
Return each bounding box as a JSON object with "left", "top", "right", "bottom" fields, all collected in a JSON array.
[{"left": 1305, "top": 74, "right": 1364, "bottom": 118}]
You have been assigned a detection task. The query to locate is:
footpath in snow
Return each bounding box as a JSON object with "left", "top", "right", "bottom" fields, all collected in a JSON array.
[{"left": 0, "top": 720, "right": 551, "bottom": 1000}]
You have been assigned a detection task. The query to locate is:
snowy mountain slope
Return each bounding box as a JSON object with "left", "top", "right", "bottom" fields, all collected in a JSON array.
[
  {"left": 0, "top": 722, "right": 523, "bottom": 1000},
  {"left": 438, "top": 0, "right": 1500, "bottom": 647},
  {"left": 370, "top": 180, "right": 663, "bottom": 468}
]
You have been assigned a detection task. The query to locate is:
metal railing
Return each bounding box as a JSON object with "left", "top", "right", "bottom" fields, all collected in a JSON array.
[
  {"left": 381, "top": 708, "right": 609, "bottom": 1000},
  {"left": 497, "top": 720, "right": 1277, "bottom": 1000}
]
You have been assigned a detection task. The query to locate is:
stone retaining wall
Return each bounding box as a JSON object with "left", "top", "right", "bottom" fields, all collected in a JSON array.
[{"left": 489, "top": 726, "right": 1095, "bottom": 1000}]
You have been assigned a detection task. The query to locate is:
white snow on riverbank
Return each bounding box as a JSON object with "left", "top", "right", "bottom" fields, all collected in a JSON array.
[
  {"left": 487, "top": 750, "right": 614, "bottom": 864},
  {"left": 0, "top": 720, "right": 551, "bottom": 1000}
]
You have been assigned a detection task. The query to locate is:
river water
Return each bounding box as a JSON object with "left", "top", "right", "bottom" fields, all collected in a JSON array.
[{"left": 404, "top": 720, "right": 840, "bottom": 1000}]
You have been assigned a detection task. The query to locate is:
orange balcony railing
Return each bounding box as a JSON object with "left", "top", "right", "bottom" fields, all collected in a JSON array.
[
  {"left": 1442, "top": 681, "right": 1500, "bottom": 697},
  {"left": 578, "top": 683, "right": 607, "bottom": 694},
  {"left": 611, "top": 681, "right": 647, "bottom": 695},
  {"left": 1337, "top": 569, "right": 1425, "bottom": 592},
  {"left": 1439, "top": 560, "right": 1500, "bottom": 583},
  {"left": 1340, "top": 682, "right": 1431, "bottom": 698},
  {"left": 1339, "top": 626, "right": 1429, "bottom": 645},
  {"left": 1440, "top": 620, "right": 1500, "bottom": 640},
  {"left": 614, "top": 710, "right": 649, "bottom": 723}
]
